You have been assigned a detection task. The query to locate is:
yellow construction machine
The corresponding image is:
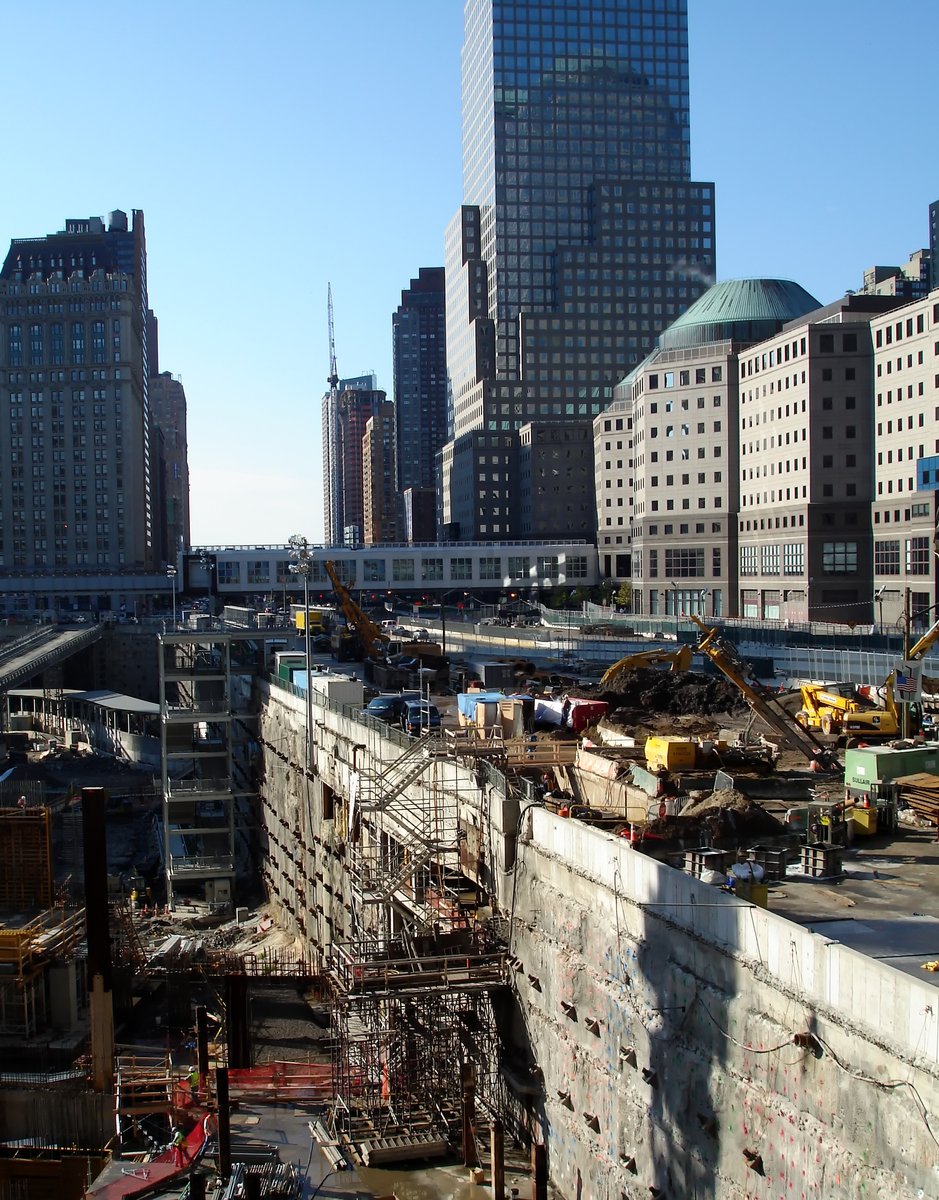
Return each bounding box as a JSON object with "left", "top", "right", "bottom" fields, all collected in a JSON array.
[
  {"left": 324, "top": 560, "right": 390, "bottom": 662},
  {"left": 689, "top": 615, "right": 839, "bottom": 770},
  {"left": 796, "top": 682, "right": 899, "bottom": 739},
  {"left": 600, "top": 644, "right": 692, "bottom": 688}
]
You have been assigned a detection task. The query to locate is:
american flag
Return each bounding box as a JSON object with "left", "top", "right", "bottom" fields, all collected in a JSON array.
[{"left": 895, "top": 662, "right": 922, "bottom": 700}]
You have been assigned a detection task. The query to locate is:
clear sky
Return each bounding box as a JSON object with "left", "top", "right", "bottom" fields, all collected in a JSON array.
[{"left": 2, "top": 1, "right": 935, "bottom": 548}]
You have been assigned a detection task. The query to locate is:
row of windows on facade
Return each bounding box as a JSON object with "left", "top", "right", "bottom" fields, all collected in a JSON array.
[
  {"left": 6, "top": 321, "right": 122, "bottom": 367},
  {"left": 629, "top": 540, "right": 920, "bottom": 581},
  {"left": 0, "top": 554, "right": 127, "bottom": 567},
  {"left": 634, "top": 446, "right": 722, "bottom": 467},
  {"left": 217, "top": 554, "right": 589, "bottom": 587},
  {"left": 877, "top": 350, "right": 929, "bottom": 377},
  {"left": 3, "top": 279, "right": 130, "bottom": 304},
  {"left": 635, "top": 496, "right": 722, "bottom": 514},
  {"left": 741, "top": 372, "right": 808, "bottom": 401},
  {"left": 641, "top": 419, "right": 723, "bottom": 440},
  {"left": 5, "top": 369, "right": 125, "bottom": 386},
  {"left": 875, "top": 306, "right": 936, "bottom": 346}
]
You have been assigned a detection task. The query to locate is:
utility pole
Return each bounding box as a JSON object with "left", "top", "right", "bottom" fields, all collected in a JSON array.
[
  {"left": 289, "top": 535, "right": 314, "bottom": 771},
  {"left": 902, "top": 586, "right": 911, "bottom": 740}
]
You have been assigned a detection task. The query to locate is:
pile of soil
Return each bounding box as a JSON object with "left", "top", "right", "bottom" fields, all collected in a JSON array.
[
  {"left": 597, "top": 667, "right": 747, "bottom": 718},
  {"left": 642, "top": 787, "right": 786, "bottom": 843}
]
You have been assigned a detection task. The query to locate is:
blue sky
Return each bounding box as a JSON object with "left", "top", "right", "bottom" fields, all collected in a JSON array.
[{"left": 2, "top": 1, "right": 935, "bottom": 547}]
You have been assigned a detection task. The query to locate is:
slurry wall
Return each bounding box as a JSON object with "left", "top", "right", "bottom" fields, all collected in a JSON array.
[{"left": 258, "top": 682, "right": 939, "bottom": 1200}]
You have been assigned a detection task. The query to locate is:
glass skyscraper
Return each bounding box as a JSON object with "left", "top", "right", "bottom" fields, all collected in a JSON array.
[{"left": 441, "top": 0, "right": 715, "bottom": 540}]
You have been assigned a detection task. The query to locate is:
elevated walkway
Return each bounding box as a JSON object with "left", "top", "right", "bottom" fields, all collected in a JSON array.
[{"left": 0, "top": 624, "right": 103, "bottom": 692}]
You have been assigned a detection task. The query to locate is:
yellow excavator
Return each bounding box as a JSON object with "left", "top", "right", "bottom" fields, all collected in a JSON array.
[
  {"left": 600, "top": 644, "right": 692, "bottom": 688},
  {"left": 799, "top": 615, "right": 939, "bottom": 740},
  {"left": 688, "top": 615, "right": 839, "bottom": 770},
  {"left": 324, "top": 560, "right": 390, "bottom": 662}
]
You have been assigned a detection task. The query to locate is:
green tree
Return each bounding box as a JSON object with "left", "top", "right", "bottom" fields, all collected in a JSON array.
[{"left": 614, "top": 582, "right": 632, "bottom": 610}]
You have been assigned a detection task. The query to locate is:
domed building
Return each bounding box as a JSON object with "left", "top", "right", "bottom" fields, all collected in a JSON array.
[{"left": 595, "top": 278, "right": 829, "bottom": 620}]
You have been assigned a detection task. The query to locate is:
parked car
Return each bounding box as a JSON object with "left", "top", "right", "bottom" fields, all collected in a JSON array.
[
  {"left": 364, "top": 693, "right": 419, "bottom": 724},
  {"left": 400, "top": 700, "right": 441, "bottom": 737}
]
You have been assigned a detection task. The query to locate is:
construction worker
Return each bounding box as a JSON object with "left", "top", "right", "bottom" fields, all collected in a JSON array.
[
  {"left": 170, "top": 1125, "right": 188, "bottom": 1168},
  {"left": 188, "top": 1065, "right": 201, "bottom": 1097}
]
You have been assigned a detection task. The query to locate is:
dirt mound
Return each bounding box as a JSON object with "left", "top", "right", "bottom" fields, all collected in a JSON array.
[
  {"left": 643, "top": 788, "right": 785, "bottom": 842},
  {"left": 598, "top": 667, "right": 747, "bottom": 717}
]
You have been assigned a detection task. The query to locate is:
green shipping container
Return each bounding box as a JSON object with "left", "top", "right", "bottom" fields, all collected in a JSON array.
[{"left": 844, "top": 743, "right": 939, "bottom": 795}]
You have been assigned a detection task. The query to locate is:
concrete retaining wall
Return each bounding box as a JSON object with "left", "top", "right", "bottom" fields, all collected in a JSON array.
[
  {"left": 257, "top": 682, "right": 939, "bottom": 1199},
  {"left": 510, "top": 809, "right": 939, "bottom": 1199}
]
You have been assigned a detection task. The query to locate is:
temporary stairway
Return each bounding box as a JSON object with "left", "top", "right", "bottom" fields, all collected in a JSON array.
[{"left": 355, "top": 730, "right": 442, "bottom": 812}]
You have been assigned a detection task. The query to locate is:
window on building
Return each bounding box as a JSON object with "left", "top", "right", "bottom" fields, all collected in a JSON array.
[
  {"left": 783, "top": 543, "right": 804, "bottom": 576},
  {"left": 873, "top": 540, "right": 901, "bottom": 576},
  {"left": 822, "top": 542, "right": 858, "bottom": 574},
  {"left": 451, "top": 556, "right": 473, "bottom": 581},
  {"left": 906, "top": 536, "right": 931, "bottom": 576}
]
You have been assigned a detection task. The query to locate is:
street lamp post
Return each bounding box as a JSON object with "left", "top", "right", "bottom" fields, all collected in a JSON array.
[
  {"left": 288, "top": 535, "right": 314, "bottom": 770},
  {"left": 166, "top": 565, "right": 178, "bottom": 627}
]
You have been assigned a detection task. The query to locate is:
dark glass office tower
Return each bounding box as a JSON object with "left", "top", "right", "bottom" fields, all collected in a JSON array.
[
  {"left": 392, "top": 268, "right": 448, "bottom": 500},
  {"left": 441, "top": 0, "right": 715, "bottom": 540}
]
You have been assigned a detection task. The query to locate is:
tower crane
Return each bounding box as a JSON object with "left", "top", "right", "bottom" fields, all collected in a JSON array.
[{"left": 327, "top": 283, "right": 339, "bottom": 391}]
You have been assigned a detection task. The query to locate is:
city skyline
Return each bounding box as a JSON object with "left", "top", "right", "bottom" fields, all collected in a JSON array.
[{"left": 1, "top": 0, "right": 935, "bottom": 545}]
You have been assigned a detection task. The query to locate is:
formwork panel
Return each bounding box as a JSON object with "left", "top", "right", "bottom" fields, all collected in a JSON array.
[{"left": 0, "top": 807, "right": 52, "bottom": 910}]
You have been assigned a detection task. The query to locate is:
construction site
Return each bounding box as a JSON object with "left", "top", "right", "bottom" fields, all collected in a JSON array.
[{"left": 3, "top": 605, "right": 939, "bottom": 1200}]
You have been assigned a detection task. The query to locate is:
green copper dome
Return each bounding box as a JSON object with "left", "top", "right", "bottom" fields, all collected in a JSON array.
[{"left": 657, "top": 278, "right": 821, "bottom": 351}]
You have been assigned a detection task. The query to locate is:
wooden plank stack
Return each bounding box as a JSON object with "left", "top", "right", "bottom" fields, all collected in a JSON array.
[{"left": 894, "top": 772, "right": 939, "bottom": 827}]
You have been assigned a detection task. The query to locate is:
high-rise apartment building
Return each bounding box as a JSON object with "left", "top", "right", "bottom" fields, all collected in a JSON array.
[
  {"left": 0, "top": 210, "right": 153, "bottom": 574},
  {"left": 362, "top": 401, "right": 398, "bottom": 545},
  {"left": 149, "top": 370, "right": 191, "bottom": 564},
  {"left": 322, "top": 374, "right": 386, "bottom": 546},
  {"left": 929, "top": 200, "right": 938, "bottom": 291},
  {"left": 440, "top": 0, "right": 715, "bottom": 540},
  {"left": 393, "top": 268, "right": 447, "bottom": 520}
]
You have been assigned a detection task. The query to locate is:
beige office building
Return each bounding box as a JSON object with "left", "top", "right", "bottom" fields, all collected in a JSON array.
[
  {"left": 623, "top": 279, "right": 820, "bottom": 618},
  {"left": 735, "top": 295, "right": 906, "bottom": 624},
  {"left": 593, "top": 390, "right": 633, "bottom": 583},
  {"left": 869, "top": 290, "right": 939, "bottom": 630}
]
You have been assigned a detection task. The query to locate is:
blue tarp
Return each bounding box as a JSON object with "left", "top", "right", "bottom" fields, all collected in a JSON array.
[{"left": 456, "top": 691, "right": 506, "bottom": 718}]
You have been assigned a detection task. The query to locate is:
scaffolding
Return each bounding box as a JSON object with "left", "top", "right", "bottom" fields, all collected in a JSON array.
[
  {"left": 326, "top": 728, "right": 508, "bottom": 1161},
  {"left": 349, "top": 736, "right": 473, "bottom": 940},
  {"left": 159, "top": 631, "right": 265, "bottom": 907},
  {"left": 327, "top": 931, "right": 505, "bottom": 1162},
  {"left": 0, "top": 909, "right": 85, "bottom": 1037}
]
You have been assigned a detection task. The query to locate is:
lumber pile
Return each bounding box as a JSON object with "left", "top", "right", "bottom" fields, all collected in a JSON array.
[{"left": 894, "top": 772, "right": 939, "bottom": 826}]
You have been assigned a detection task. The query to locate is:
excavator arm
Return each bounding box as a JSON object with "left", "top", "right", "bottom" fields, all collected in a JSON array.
[
  {"left": 600, "top": 644, "right": 692, "bottom": 687},
  {"left": 689, "top": 615, "right": 839, "bottom": 769},
  {"left": 909, "top": 617, "right": 939, "bottom": 662},
  {"left": 324, "top": 560, "right": 389, "bottom": 662}
]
